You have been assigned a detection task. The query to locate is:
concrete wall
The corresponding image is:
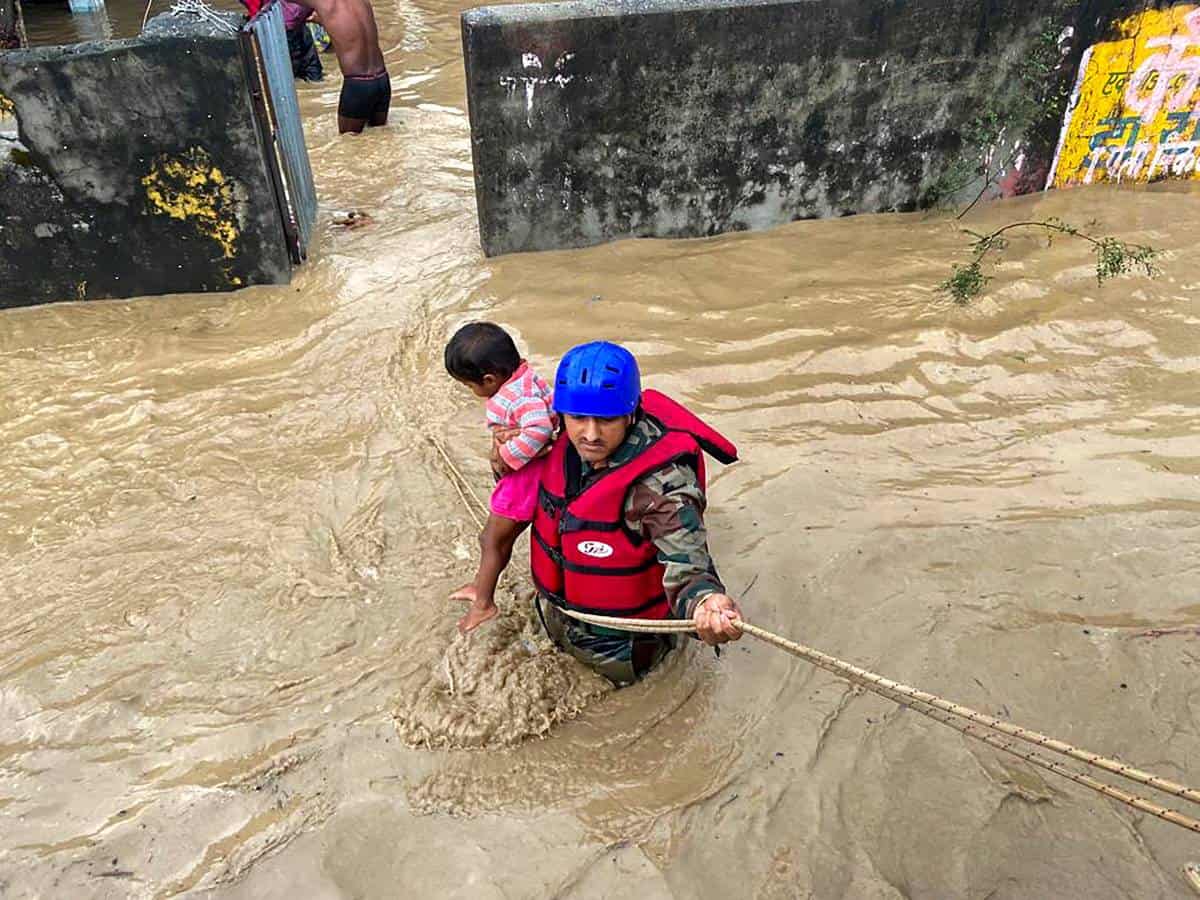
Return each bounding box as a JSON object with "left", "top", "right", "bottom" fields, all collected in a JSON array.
[
  {"left": 0, "top": 11, "right": 291, "bottom": 308},
  {"left": 461, "top": 0, "right": 1168, "bottom": 256}
]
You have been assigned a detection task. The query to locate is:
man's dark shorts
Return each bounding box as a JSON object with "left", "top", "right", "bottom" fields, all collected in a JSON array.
[{"left": 338, "top": 71, "right": 391, "bottom": 124}]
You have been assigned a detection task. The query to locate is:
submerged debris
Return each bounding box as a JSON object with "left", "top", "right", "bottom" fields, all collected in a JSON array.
[{"left": 331, "top": 209, "right": 375, "bottom": 230}]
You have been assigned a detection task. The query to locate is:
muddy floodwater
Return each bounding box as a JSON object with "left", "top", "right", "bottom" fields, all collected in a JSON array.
[
  {"left": 3, "top": 2, "right": 1200, "bottom": 897},
  {"left": 21, "top": 0, "right": 241, "bottom": 44}
]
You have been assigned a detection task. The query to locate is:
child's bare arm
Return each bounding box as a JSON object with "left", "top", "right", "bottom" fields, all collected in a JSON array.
[{"left": 495, "top": 398, "right": 554, "bottom": 470}]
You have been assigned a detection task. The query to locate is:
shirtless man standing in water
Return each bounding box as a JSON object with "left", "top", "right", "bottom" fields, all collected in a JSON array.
[{"left": 306, "top": 0, "right": 390, "bottom": 134}]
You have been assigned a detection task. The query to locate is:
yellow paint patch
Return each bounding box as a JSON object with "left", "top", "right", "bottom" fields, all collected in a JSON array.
[
  {"left": 1050, "top": 5, "right": 1200, "bottom": 187},
  {"left": 142, "top": 147, "right": 241, "bottom": 259}
]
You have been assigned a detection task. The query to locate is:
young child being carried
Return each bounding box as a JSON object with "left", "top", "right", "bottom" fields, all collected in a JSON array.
[{"left": 444, "top": 322, "right": 557, "bottom": 633}]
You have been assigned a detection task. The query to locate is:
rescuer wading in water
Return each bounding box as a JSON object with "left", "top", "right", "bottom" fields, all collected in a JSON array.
[
  {"left": 304, "top": 0, "right": 390, "bottom": 133},
  {"left": 529, "top": 341, "right": 744, "bottom": 685}
]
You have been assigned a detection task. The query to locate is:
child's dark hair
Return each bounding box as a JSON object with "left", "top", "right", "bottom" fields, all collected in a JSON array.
[{"left": 444, "top": 322, "right": 521, "bottom": 384}]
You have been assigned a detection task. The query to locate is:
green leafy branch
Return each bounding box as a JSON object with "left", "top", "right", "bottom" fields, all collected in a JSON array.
[
  {"left": 940, "top": 218, "right": 1161, "bottom": 304},
  {"left": 924, "top": 23, "right": 1073, "bottom": 212}
]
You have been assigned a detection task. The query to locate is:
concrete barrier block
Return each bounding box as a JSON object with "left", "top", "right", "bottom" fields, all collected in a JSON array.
[
  {"left": 462, "top": 0, "right": 1112, "bottom": 256},
  {"left": 0, "top": 11, "right": 291, "bottom": 308}
]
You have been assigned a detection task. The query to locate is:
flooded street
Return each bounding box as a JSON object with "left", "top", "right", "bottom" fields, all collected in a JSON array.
[{"left": 3, "top": 0, "right": 1200, "bottom": 896}]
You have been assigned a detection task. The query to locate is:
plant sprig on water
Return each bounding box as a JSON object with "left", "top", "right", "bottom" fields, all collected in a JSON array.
[{"left": 939, "top": 218, "right": 1161, "bottom": 304}]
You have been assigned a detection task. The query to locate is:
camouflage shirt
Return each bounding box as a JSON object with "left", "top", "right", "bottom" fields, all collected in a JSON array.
[{"left": 579, "top": 414, "right": 726, "bottom": 619}]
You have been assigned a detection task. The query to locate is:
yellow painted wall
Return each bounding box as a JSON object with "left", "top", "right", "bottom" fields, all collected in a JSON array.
[
  {"left": 1050, "top": 5, "right": 1200, "bottom": 187},
  {"left": 142, "top": 146, "right": 241, "bottom": 262}
]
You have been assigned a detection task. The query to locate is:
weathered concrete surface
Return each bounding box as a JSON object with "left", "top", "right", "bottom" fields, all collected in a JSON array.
[
  {"left": 0, "top": 0, "right": 23, "bottom": 49},
  {"left": 461, "top": 0, "right": 1146, "bottom": 256},
  {"left": 0, "top": 11, "right": 290, "bottom": 308}
]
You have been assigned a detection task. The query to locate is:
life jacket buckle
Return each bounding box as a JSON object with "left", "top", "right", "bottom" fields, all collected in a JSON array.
[{"left": 539, "top": 487, "right": 563, "bottom": 517}]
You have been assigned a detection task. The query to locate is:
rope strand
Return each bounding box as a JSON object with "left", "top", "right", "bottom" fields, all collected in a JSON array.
[
  {"left": 867, "top": 676, "right": 1200, "bottom": 834},
  {"left": 738, "top": 620, "right": 1200, "bottom": 810},
  {"left": 429, "top": 436, "right": 488, "bottom": 530},
  {"left": 429, "top": 436, "right": 1200, "bottom": 833}
]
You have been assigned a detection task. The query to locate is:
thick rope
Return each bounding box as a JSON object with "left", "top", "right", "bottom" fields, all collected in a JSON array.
[
  {"left": 867, "top": 674, "right": 1200, "bottom": 834},
  {"left": 429, "top": 437, "right": 1200, "bottom": 834},
  {"left": 740, "top": 620, "right": 1200, "bottom": 812}
]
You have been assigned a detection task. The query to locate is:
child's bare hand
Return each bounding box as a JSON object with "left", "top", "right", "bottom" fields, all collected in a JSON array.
[
  {"left": 492, "top": 426, "right": 521, "bottom": 445},
  {"left": 490, "top": 426, "right": 554, "bottom": 472},
  {"left": 489, "top": 430, "right": 516, "bottom": 477}
]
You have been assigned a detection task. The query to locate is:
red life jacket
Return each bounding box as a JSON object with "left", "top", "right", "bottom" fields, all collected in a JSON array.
[{"left": 531, "top": 389, "right": 738, "bottom": 619}]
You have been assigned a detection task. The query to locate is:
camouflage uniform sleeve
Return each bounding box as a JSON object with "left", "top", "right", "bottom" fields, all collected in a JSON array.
[{"left": 624, "top": 461, "right": 725, "bottom": 620}]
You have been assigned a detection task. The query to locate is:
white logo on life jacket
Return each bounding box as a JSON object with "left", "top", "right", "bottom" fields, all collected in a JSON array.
[{"left": 577, "top": 540, "right": 614, "bottom": 559}]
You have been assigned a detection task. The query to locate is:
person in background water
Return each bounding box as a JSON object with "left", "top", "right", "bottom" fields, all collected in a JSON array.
[
  {"left": 529, "top": 341, "right": 744, "bottom": 685},
  {"left": 282, "top": 0, "right": 322, "bottom": 82},
  {"left": 444, "top": 323, "right": 557, "bottom": 634},
  {"left": 305, "top": 0, "right": 389, "bottom": 133},
  {"left": 237, "top": 0, "right": 323, "bottom": 82}
]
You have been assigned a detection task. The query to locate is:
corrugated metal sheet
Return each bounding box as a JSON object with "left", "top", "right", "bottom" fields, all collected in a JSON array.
[{"left": 243, "top": 1, "right": 316, "bottom": 259}]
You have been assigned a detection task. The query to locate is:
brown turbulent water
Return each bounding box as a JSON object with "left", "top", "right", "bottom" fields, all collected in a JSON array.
[
  {"left": 20, "top": 0, "right": 242, "bottom": 44},
  {"left": 4, "top": 3, "right": 1200, "bottom": 897}
]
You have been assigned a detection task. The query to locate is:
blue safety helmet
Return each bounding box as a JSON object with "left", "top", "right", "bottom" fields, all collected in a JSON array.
[{"left": 553, "top": 341, "right": 641, "bottom": 417}]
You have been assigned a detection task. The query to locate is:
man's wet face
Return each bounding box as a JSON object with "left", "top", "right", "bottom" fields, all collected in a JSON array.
[{"left": 563, "top": 414, "right": 631, "bottom": 465}]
